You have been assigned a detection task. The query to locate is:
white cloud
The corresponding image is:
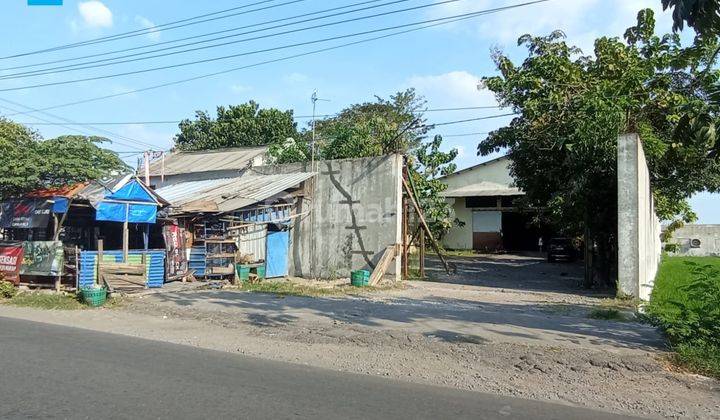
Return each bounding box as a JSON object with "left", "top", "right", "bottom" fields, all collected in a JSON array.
[
  {"left": 405, "top": 70, "right": 498, "bottom": 107},
  {"left": 78, "top": 1, "right": 113, "bottom": 29},
  {"left": 230, "top": 84, "right": 252, "bottom": 94},
  {"left": 429, "top": 0, "right": 674, "bottom": 54},
  {"left": 135, "top": 16, "right": 160, "bottom": 41},
  {"left": 283, "top": 72, "right": 310, "bottom": 84}
]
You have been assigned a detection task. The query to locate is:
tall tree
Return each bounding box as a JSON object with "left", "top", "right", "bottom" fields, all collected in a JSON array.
[
  {"left": 312, "top": 89, "right": 430, "bottom": 160},
  {"left": 174, "top": 101, "right": 299, "bottom": 151},
  {"left": 0, "top": 119, "right": 126, "bottom": 199},
  {"left": 0, "top": 118, "right": 42, "bottom": 199},
  {"left": 661, "top": 0, "right": 720, "bottom": 36},
  {"left": 478, "top": 10, "right": 720, "bottom": 289},
  {"left": 269, "top": 89, "right": 459, "bottom": 237}
]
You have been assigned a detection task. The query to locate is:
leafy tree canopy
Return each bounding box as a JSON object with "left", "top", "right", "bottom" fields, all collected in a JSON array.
[
  {"left": 269, "top": 89, "right": 459, "bottom": 237},
  {"left": 662, "top": 0, "right": 720, "bottom": 36},
  {"left": 174, "top": 101, "right": 299, "bottom": 151},
  {"left": 0, "top": 118, "right": 126, "bottom": 199},
  {"left": 478, "top": 9, "right": 720, "bottom": 287}
]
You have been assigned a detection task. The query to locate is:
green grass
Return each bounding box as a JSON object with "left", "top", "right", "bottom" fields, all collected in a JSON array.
[
  {"left": 647, "top": 256, "right": 720, "bottom": 379},
  {"left": 238, "top": 280, "right": 391, "bottom": 297},
  {"left": 1, "top": 291, "right": 123, "bottom": 310},
  {"left": 648, "top": 256, "right": 720, "bottom": 312}
]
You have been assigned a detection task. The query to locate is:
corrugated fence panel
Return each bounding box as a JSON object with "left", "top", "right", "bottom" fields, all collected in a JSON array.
[
  {"left": 189, "top": 246, "right": 206, "bottom": 277},
  {"left": 237, "top": 225, "right": 266, "bottom": 262},
  {"left": 79, "top": 250, "right": 166, "bottom": 289}
]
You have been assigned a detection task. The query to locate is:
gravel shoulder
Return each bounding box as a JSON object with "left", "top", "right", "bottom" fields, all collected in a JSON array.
[{"left": 2, "top": 280, "right": 718, "bottom": 419}]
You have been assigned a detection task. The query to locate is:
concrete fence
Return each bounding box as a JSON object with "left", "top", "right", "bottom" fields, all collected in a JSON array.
[{"left": 617, "top": 133, "right": 662, "bottom": 300}]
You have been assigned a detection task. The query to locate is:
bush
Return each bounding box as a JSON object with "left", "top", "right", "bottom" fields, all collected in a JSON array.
[{"left": 0, "top": 280, "right": 17, "bottom": 299}]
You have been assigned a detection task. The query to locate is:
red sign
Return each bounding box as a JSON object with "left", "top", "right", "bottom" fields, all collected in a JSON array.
[{"left": 0, "top": 245, "right": 24, "bottom": 285}]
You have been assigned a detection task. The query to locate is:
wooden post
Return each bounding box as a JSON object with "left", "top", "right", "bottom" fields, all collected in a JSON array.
[
  {"left": 419, "top": 229, "right": 425, "bottom": 279},
  {"left": 74, "top": 246, "right": 79, "bottom": 291},
  {"left": 123, "top": 203, "right": 129, "bottom": 263},
  {"left": 97, "top": 239, "right": 104, "bottom": 287},
  {"left": 401, "top": 177, "right": 451, "bottom": 274}
]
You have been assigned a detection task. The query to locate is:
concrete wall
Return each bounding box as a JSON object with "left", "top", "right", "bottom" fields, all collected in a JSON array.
[
  {"left": 617, "top": 133, "right": 662, "bottom": 300},
  {"left": 443, "top": 198, "right": 473, "bottom": 249},
  {"left": 668, "top": 224, "right": 720, "bottom": 256},
  {"left": 253, "top": 155, "right": 402, "bottom": 280}
]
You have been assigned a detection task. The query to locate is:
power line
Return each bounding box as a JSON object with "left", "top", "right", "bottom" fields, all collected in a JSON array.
[
  {"left": 0, "top": 0, "right": 462, "bottom": 81},
  {"left": 14, "top": 106, "right": 505, "bottom": 126},
  {"left": 0, "top": 1, "right": 549, "bottom": 92},
  {"left": 0, "top": 0, "right": 396, "bottom": 73},
  {"left": 0, "top": 0, "right": 306, "bottom": 60},
  {"left": 3, "top": 1, "right": 548, "bottom": 117},
  {"left": 0, "top": 101, "right": 155, "bottom": 150},
  {"left": 0, "top": 97, "right": 157, "bottom": 149},
  {"left": 440, "top": 131, "right": 490, "bottom": 137},
  {"left": 430, "top": 113, "right": 515, "bottom": 126}
]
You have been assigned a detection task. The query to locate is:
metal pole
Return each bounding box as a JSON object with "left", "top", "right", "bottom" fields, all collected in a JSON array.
[{"left": 311, "top": 91, "right": 317, "bottom": 172}]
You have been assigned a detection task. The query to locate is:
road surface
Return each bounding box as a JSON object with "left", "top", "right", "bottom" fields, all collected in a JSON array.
[{"left": 0, "top": 317, "right": 637, "bottom": 419}]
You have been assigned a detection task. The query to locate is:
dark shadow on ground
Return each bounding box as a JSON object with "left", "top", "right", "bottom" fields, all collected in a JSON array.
[
  {"left": 142, "top": 290, "right": 663, "bottom": 352},
  {"left": 425, "top": 254, "right": 610, "bottom": 297}
]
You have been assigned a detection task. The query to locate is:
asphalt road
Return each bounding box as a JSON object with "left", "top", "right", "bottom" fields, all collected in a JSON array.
[{"left": 0, "top": 317, "right": 638, "bottom": 420}]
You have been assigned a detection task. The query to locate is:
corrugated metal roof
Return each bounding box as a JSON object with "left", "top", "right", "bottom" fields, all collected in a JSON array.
[
  {"left": 154, "top": 172, "right": 315, "bottom": 214},
  {"left": 147, "top": 146, "right": 269, "bottom": 176},
  {"left": 442, "top": 182, "right": 523, "bottom": 198}
]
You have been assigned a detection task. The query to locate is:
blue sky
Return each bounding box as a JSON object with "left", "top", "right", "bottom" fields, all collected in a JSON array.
[{"left": 0, "top": 0, "right": 717, "bottom": 223}]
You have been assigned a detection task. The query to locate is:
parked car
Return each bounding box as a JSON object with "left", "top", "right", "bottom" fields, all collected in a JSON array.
[{"left": 547, "top": 238, "right": 577, "bottom": 262}]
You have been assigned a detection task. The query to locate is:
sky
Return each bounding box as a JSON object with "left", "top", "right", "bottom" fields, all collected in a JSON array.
[{"left": 0, "top": 0, "right": 717, "bottom": 223}]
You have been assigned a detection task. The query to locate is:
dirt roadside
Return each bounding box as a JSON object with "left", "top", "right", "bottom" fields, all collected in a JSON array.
[{"left": 1, "top": 281, "right": 718, "bottom": 419}]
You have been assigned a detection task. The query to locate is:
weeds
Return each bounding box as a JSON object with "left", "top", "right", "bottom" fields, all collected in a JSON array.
[{"left": 238, "top": 280, "right": 390, "bottom": 297}]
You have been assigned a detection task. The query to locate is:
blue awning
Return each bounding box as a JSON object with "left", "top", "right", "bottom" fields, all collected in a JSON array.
[{"left": 96, "top": 202, "right": 157, "bottom": 223}]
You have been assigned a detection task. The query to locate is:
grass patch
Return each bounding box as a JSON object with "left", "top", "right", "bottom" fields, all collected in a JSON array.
[
  {"left": 4, "top": 292, "right": 87, "bottom": 310},
  {"left": 588, "top": 308, "right": 627, "bottom": 321},
  {"left": 1, "top": 291, "right": 124, "bottom": 310},
  {"left": 238, "top": 280, "right": 390, "bottom": 297},
  {"left": 646, "top": 256, "right": 720, "bottom": 378}
]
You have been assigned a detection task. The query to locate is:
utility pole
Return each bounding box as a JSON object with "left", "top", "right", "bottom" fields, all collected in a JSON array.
[{"left": 310, "top": 90, "right": 329, "bottom": 172}]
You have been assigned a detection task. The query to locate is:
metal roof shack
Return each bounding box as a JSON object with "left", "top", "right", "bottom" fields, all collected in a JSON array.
[
  {"left": 147, "top": 146, "right": 269, "bottom": 177},
  {"left": 154, "top": 171, "right": 315, "bottom": 215}
]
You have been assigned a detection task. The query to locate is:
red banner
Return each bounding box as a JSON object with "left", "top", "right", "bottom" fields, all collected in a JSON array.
[{"left": 0, "top": 244, "right": 24, "bottom": 285}]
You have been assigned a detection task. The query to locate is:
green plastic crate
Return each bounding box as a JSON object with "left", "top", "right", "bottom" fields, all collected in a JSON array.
[
  {"left": 236, "top": 264, "right": 251, "bottom": 282},
  {"left": 254, "top": 265, "right": 266, "bottom": 280},
  {"left": 351, "top": 270, "right": 370, "bottom": 287},
  {"left": 81, "top": 288, "right": 107, "bottom": 307}
]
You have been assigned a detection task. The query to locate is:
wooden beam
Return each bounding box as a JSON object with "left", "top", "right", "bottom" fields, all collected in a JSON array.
[
  {"left": 401, "top": 177, "right": 451, "bottom": 275},
  {"left": 369, "top": 245, "right": 397, "bottom": 286}
]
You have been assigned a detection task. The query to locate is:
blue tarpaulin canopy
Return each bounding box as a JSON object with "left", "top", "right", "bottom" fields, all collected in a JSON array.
[{"left": 94, "top": 179, "right": 165, "bottom": 224}]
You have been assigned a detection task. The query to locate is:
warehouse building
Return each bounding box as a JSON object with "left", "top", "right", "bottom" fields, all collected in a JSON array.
[{"left": 440, "top": 156, "right": 548, "bottom": 252}]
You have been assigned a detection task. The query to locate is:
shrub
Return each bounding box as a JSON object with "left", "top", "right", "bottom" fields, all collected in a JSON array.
[{"left": 0, "top": 280, "right": 17, "bottom": 299}]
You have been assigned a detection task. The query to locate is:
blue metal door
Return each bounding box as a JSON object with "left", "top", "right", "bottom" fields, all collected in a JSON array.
[{"left": 265, "top": 230, "right": 289, "bottom": 278}]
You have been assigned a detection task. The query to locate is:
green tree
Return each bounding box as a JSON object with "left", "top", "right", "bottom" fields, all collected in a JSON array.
[
  {"left": 410, "top": 135, "right": 458, "bottom": 236},
  {"left": 36, "top": 135, "right": 126, "bottom": 186},
  {"left": 269, "top": 89, "right": 459, "bottom": 238},
  {"left": 0, "top": 119, "right": 126, "bottom": 199},
  {"left": 174, "top": 101, "right": 300, "bottom": 151},
  {"left": 312, "top": 89, "right": 430, "bottom": 159},
  {"left": 478, "top": 10, "right": 720, "bottom": 289},
  {"left": 0, "top": 118, "right": 42, "bottom": 199},
  {"left": 662, "top": 0, "right": 720, "bottom": 36}
]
